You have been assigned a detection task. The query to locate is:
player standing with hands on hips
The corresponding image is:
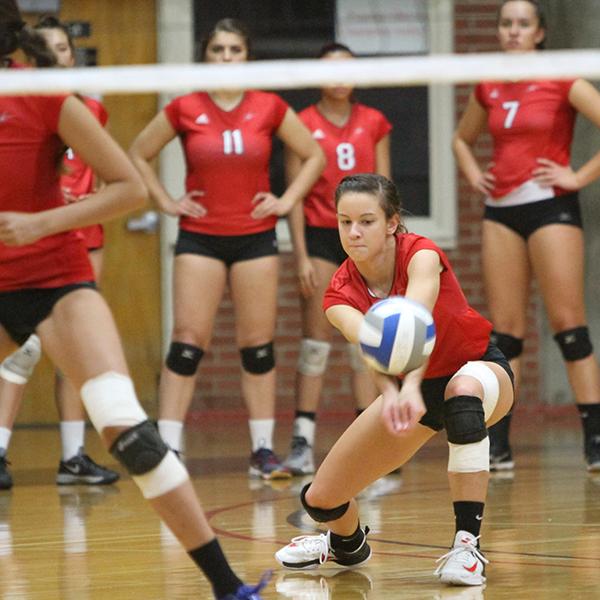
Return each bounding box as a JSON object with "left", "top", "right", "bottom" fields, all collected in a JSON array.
[
  {"left": 275, "top": 174, "right": 514, "bottom": 586},
  {"left": 453, "top": 0, "right": 600, "bottom": 471},
  {"left": 283, "top": 42, "right": 391, "bottom": 476},
  {"left": 130, "top": 18, "right": 324, "bottom": 479}
]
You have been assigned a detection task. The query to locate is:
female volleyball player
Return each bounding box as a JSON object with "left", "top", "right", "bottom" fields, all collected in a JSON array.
[
  {"left": 453, "top": 0, "right": 600, "bottom": 471},
  {"left": 275, "top": 174, "right": 514, "bottom": 586},
  {"left": 0, "top": 15, "right": 119, "bottom": 490},
  {"left": 0, "top": 4, "right": 267, "bottom": 597},
  {"left": 129, "top": 18, "right": 325, "bottom": 479},
  {"left": 282, "top": 43, "right": 391, "bottom": 475}
]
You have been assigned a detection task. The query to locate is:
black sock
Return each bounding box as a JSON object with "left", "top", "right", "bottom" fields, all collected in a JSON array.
[
  {"left": 330, "top": 523, "right": 364, "bottom": 553},
  {"left": 488, "top": 411, "right": 512, "bottom": 453},
  {"left": 454, "top": 501, "right": 484, "bottom": 539},
  {"left": 577, "top": 403, "right": 600, "bottom": 443},
  {"left": 188, "top": 538, "right": 242, "bottom": 598},
  {"left": 295, "top": 410, "right": 316, "bottom": 421}
]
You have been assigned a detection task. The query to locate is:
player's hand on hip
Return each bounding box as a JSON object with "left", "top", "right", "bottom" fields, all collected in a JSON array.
[
  {"left": 0, "top": 211, "right": 44, "bottom": 246},
  {"left": 251, "top": 192, "right": 291, "bottom": 218},
  {"left": 533, "top": 158, "right": 580, "bottom": 190},
  {"left": 164, "top": 191, "right": 206, "bottom": 218},
  {"left": 471, "top": 162, "right": 496, "bottom": 194}
]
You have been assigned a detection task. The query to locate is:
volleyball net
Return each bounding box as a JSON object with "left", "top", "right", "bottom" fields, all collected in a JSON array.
[{"left": 1, "top": 49, "right": 599, "bottom": 96}]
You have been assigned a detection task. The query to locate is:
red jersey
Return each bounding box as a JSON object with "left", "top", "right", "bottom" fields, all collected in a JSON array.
[
  {"left": 61, "top": 96, "right": 108, "bottom": 250},
  {"left": 164, "top": 90, "right": 289, "bottom": 236},
  {"left": 300, "top": 103, "right": 392, "bottom": 229},
  {"left": 475, "top": 80, "right": 576, "bottom": 199},
  {"left": 0, "top": 94, "right": 93, "bottom": 292},
  {"left": 323, "top": 233, "right": 492, "bottom": 378}
]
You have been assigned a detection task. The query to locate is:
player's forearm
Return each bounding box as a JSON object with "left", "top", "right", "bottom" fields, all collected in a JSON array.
[
  {"left": 130, "top": 154, "right": 174, "bottom": 211},
  {"left": 279, "top": 150, "right": 325, "bottom": 209}
]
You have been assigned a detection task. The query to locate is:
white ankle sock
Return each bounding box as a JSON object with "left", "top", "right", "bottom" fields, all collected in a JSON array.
[
  {"left": 60, "top": 421, "right": 85, "bottom": 461},
  {"left": 0, "top": 427, "right": 12, "bottom": 454},
  {"left": 293, "top": 417, "right": 316, "bottom": 446},
  {"left": 249, "top": 419, "right": 274, "bottom": 452},
  {"left": 158, "top": 419, "right": 184, "bottom": 453}
]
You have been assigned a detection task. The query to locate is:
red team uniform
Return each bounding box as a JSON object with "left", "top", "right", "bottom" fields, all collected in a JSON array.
[
  {"left": 61, "top": 96, "right": 108, "bottom": 250},
  {"left": 164, "top": 90, "right": 289, "bottom": 236},
  {"left": 475, "top": 80, "right": 576, "bottom": 199},
  {"left": 323, "top": 233, "right": 492, "bottom": 379},
  {"left": 300, "top": 103, "right": 392, "bottom": 229},
  {"left": 0, "top": 95, "right": 92, "bottom": 292}
]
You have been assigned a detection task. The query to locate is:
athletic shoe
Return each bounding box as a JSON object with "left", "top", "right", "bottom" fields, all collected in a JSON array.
[
  {"left": 219, "top": 570, "right": 271, "bottom": 599},
  {"left": 434, "top": 531, "right": 488, "bottom": 586},
  {"left": 248, "top": 448, "right": 291, "bottom": 480},
  {"left": 0, "top": 456, "right": 13, "bottom": 490},
  {"left": 56, "top": 450, "right": 120, "bottom": 485},
  {"left": 585, "top": 434, "right": 600, "bottom": 472},
  {"left": 283, "top": 436, "right": 315, "bottom": 475},
  {"left": 275, "top": 528, "right": 371, "bottom": 570},
  {"left": 489, "top": 449, "right": 514, "bottom": 472}
]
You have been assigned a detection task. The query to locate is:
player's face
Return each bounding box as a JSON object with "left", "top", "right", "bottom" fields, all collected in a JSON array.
[
  {"left": 205, "top": 31, "right": 248, "bottom": 63},
  {"left": 38, "top": 28, "right": 75, "bottom": 67},
  {"left": 321, "top": 50, "right": 354, "bottom": 101},
  {"left": 497, "top": 1, "right": 545, "bottom": 52},
  {"left": 337, "top": 192, "right": 399, "bottom": 263}
]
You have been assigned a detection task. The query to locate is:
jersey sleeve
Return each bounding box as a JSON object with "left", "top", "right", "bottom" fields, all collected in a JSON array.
[
  {"left": 163, "top": 96, "right": 183, "bottom": 131},
  {"left": 270, "top": 93, "right": 290, "bottom": 130},
  {"left": 403, "top": 235, "right": 449, "bottom": 273},
  {"left": 38, "top": 94, "right": 70, "bottom": 132},
  {"left": 473, "top": 83, "right": 487, "bottom": 108},
  {"left": 373, "top": 109, "right": 392, "bottom": 141},
  {"left": 96, "top": 101, "right": 109, "bottom": 127}
]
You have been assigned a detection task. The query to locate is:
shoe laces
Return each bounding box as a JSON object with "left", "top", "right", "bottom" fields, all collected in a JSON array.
[
  {"left": 289, "top": 532, "right": 330, "bottom": 565},
  {"left": 434, "top": 535, "right": 488, "bottom": 575},
  {"left": 289, "top": 436, "right": 309, "bottom": 457}
]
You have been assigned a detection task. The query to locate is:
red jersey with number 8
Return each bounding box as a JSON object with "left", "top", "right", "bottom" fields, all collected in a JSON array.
[
  {"left": 164, "top": 90, "right": 289, "bottom": 236},
  {"left": 299, "top": 103, "right": 391, "bottom": 229},
  {"left": 323, "top": 233, "right": 492, "bottom": 379},
  {"left": 475, "top": 80, "right": 576, "bottom": 198}
]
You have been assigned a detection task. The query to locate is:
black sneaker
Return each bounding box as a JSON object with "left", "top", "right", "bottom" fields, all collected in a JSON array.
[
  {"left": 585, "top": 435, "right": 600, "bottom": 472},
  {"left": 56, "top": 450, "right": 120, "bottom": 485},
  {"left": 0, "top": 456, "right": 13, "bottom": 490},
  {"left": 248, "top": 448, "right": 291, "bottom": 480},
  {"left": 489, "top": 448, "right": 514, "bottom": 471}
]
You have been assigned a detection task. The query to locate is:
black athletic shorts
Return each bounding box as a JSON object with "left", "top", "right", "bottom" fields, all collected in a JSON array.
[
  {"left": 305, "top": 226, "right": 347, "bottom": 266},
  {"left": 0, "top": 282, "right": 97, "bottom": 345},
  {"left": 483, "top": 192, "right": 582, "bottom": 240},
  {"left": 416, "top": 342, "right": 514, "bottom": 432},
  {"left": 174, "top": 228, "right": 278, "bottom": 267}
]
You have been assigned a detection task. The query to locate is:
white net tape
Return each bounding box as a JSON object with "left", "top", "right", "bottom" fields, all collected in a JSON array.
[{"left": 1, "top": 50, "right": 599, "bottom": 96}]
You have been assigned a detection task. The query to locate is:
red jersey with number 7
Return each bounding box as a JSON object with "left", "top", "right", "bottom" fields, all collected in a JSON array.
[
  {"left": 164, "top": 90, "right": 289, "bottom": 236},
  {"left": 323, "top": 233, "right": 492, "bottom": 379},
  {"left": 299, "top": 103, "right": 391, "bottom": 229},
  {"left": 474, "top": 80, "right": 576, "bottom": 199}
]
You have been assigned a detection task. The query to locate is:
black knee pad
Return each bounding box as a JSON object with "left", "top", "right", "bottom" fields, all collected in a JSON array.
[
  {"left": 443, "top": 396, "right": 487, "bottom": 445},
  {"left": 166, "top": 342, "right": 204, "bottom": 376},
  {"left": 110, "top": 420, "right": 169, "bottom": 475},
  {"left": 240, "top": 342, "right": 275, "bottom": 374},
  {"left": 300, "top": 483, "right": 350, "bottom": 523},
  {"left": 554, "top": 327, "right": 593, "bottom": 361},
  {"left": 490, "top": 331, "right": 523, "bottom": 360}
]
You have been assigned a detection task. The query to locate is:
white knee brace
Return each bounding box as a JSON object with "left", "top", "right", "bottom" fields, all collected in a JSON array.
[
  {"left": 297, "top": 338, "right": 331, "bottom": 376},
  {"left": 0, "top": 334, "right": 42, "bottom": 384},
  {"left": 80, "top": 371, "right": 188, "bottom": 498},
  {"left": 346, "top": 343, "right": 368, "bottom": 373},
  {"left": 450, "top": 361, "right": 500, "bottom": 421}
]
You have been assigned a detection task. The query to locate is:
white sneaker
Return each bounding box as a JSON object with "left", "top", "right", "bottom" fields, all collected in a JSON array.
[
  {"left": 283, "top": 436, "right": 315, "bottom": 475},
  {"left": 434, "top": 531, "right": 488, "bottom": 586},
  {"left": 275, "top": 529, "right": 371, "bottom": 570},
  {"left": 276, "top": 572, "right": 329, "bottom": 599}
]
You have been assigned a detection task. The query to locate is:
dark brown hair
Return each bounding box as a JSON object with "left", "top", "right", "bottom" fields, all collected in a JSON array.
[
  {"left": 35, "top": 15, "right": 75, "bottom": 54},
  {"left": 317, "top": 42, "right": 355, "bottom": 58},
  {"left": 199, "top": 18, "right": 251, "bottom": 62},
  {"left": 335, "top": 173, "right": 407, "bottom": 234}
]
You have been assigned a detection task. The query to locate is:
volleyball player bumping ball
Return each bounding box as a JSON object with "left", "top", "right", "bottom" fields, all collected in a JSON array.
[
  {"left": 276, "top": 174, "right": 515, "bottom": 587},
  {"left": 0, "top": 3, "right": 268, "bottom": 598},
  {"left": 454, "top": 0, "right": 600, "bottom": 472}
]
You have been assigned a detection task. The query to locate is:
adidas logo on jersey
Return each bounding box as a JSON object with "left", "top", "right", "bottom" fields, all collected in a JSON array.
[
  {"left": 490, "top": 89, "right": 499, "bottom": 99},
  {"left": 313, "top": 129, "right": 325, "bottom": 139},
  {"left": 195, "top": 113, "right": 210, "bottom": 124}
]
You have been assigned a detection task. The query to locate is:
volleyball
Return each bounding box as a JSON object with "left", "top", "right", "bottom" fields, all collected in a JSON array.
[{"left": 358, "top": 296, "right": 436, "bottom": 375}]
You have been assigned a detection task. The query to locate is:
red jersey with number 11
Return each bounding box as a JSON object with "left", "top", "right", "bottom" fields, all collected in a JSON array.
[
  {"left": 475, "top": 80, "right": 576, "bottom": 198},
  {"left": 300, "top": 103, "right": 391, "bottom": 229},
  {"left": 164, "top": 90, "right": 289, "bottom": 236}
]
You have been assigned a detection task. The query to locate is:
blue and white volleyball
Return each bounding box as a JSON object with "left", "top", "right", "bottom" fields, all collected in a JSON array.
[{"left": 358, "top": 296, "right": 436, "bottom": 375}]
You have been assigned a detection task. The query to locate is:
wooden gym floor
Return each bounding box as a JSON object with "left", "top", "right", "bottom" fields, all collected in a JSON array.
[{"left": 1, "top": 411, "right": 599, "bottom": 599}]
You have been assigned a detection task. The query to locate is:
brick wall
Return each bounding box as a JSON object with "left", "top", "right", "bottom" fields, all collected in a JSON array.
[{"left": 188, "top": 1, "right": 541, "bottom": 418}]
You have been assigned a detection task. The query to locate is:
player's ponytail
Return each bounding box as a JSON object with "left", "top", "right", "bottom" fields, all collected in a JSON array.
[{"left": 18, "top": 26, "right": 56, "bottom": 67}]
